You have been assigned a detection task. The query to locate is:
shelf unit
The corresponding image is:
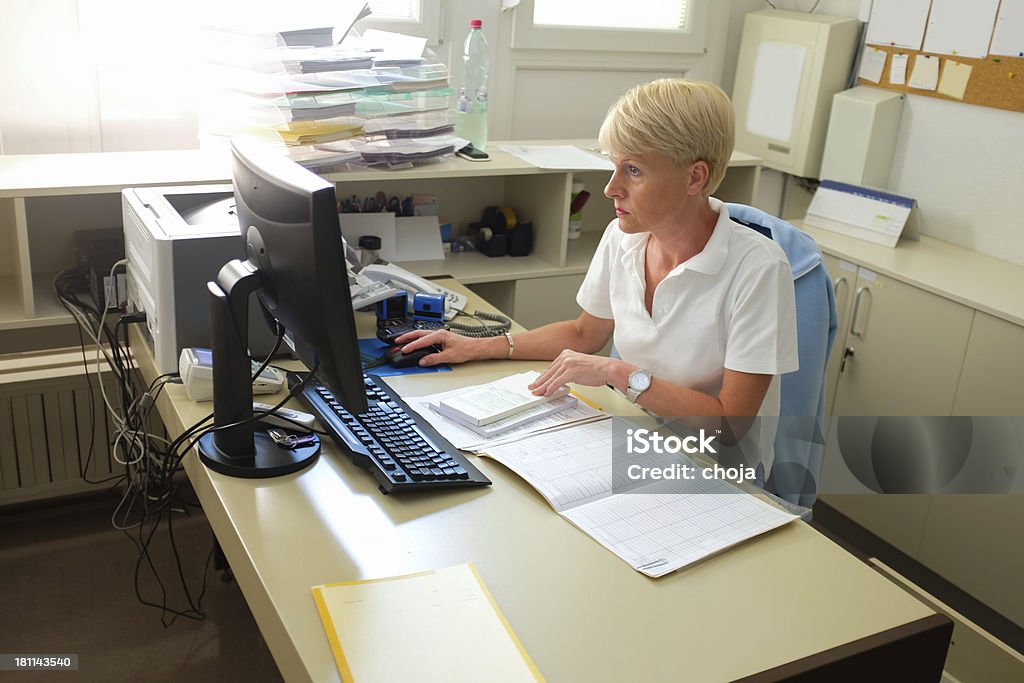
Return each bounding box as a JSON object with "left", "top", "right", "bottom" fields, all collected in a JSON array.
[{"left": 0, "top": 141, "right": 761, "bottom": 348}]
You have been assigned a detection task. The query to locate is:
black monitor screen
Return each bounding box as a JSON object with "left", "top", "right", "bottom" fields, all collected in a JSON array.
[{"left": 230, "top": 141, "right": 367, "bottom": 414}]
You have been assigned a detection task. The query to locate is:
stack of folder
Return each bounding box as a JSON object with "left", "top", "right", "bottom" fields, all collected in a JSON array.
[{"left": 199, "top": 2, "right": 459, "bottom": 168}]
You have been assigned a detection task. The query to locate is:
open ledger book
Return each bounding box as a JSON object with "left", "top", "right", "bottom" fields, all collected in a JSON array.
[{"left": 480, "top": 420, "right": 800, "bottom": 578}]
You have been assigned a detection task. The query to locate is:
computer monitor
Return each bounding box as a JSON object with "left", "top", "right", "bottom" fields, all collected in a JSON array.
[{"left": 198, "top": 140, "right": 367, "bottom": 478}]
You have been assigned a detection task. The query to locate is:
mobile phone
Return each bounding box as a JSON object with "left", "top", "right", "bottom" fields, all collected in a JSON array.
[{"left": 456, "top": 144, "right": 490, "bottom": 162}]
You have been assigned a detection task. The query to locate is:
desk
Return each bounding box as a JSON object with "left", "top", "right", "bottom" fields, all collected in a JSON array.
[{"left": 134, "top": 282, "right": 950, "bottom": 682}]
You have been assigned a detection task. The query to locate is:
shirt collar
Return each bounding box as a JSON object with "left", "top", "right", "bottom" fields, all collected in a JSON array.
[
  {"left": 678, "top": 197, "right": 731, "bottom": 276},
  {"left": 618, "top": 198, "right": 732, "bottom": 277}
]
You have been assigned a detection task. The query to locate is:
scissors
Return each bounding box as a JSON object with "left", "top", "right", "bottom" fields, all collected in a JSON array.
[{"left": 386, "top": 196, "right": 401, "bottom": 213}]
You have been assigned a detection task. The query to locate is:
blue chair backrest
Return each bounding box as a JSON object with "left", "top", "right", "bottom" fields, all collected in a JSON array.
[{"left": 726, "top": 203, "right": 839, "bottom": 507}]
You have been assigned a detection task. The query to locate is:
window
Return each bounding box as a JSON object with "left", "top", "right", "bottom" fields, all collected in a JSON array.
[
  {"left": 511, "top": 0, "right": 706, "bottom": 54},
  {"left": 359, "top": 0, "right": 441, "bottom": 44},
  {"left": 0, "top": 0, "right": 441, "bottom": 153},
  {"left": 533, "top": 0, "right": 690, "bottom": 32},
  {"left": 367, "top": 0, "right": 420, "bottom": 21}
]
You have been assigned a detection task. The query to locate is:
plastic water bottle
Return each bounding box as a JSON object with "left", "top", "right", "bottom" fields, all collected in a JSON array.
[{"left": 455, "top": 19, "right": 489, "bottom": 151}]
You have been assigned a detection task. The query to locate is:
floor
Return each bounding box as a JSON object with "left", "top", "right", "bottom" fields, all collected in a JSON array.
[{"left": 0, "top": 490, "right": 283, "bottom": 682}]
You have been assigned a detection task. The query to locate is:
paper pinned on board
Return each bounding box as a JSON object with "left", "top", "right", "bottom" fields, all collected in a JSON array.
[
  {"left": 745, "top": 41, "right": 806, "bottom": 142},
  {"left": 889, "top": 53, "right": 910, "bottom": 85},
  {"left": 908, "top": 55, "right": 940, "bottom": 91},
  {"left": 865, "top": 0, "right": 932, "bottom": 51},
  {"left": 857, "top": 47, "right": 888, "bottom": 83},
  {"left": 990, "top": 0, "right": 1024, "bottom": 58},
  {"left": 923, "top": 0, "right": 1002, "bottom": 59},
  {"left": 937, "top": 60, "right": 973, "bottom": 100}
]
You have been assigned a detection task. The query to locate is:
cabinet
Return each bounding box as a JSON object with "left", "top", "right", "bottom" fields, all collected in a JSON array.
[
  {"left": 819, "top": 258, "right": 973, "bottom": 558},
  {"left": 807, "top": 222, "right": 1024, "bottom": 627}
]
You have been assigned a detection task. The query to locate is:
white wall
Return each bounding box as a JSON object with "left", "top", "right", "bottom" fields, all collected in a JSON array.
[
  {"left": 727, "top": 0, "right": 1024, "bottom": 267},
  {"left": 888, "top": 96, "right": 1024, "bottom": 266}
]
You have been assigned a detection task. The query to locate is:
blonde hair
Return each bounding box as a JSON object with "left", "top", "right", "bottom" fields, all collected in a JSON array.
[{"left": 598, "top": 79, "right": 735, "bottom": 197}]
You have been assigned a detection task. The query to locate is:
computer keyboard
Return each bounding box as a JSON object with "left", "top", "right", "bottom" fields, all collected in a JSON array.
[{"left": 289, "top": 372, "right": 491, "bottom": 493}]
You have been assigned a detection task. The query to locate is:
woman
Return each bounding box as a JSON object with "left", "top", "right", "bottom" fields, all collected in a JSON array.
[{"left": 397, "top": 79, "right": 798, "bottom": 480}]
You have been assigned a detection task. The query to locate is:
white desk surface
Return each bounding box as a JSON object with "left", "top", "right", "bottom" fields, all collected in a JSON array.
[
  {"left": 796, "top": 221, "right": 1024, "bottom": 327},
  {"left": 135, "top": 284, "right": 938, "bottom": 683}
]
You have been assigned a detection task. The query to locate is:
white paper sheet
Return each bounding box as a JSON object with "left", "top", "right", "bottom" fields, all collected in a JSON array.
[
  {"left": 858, "top": 47, "right": 888, "bottom": 83},
  {"left": 865, "top": 0, "right": 933, "bottom": 51},
  {"left": 923, "top": 0, "right": 1002, "bottom": 58},
  {"left": 908, "top": 55, "right": 940, "bottom": 91},
  {"left": 937, "top": 60, "right": 972, "bottom": 100},
  {"left": 482, "top": 421, "right": 798, "bottom": 577},
  {"left": 889, "top": 53, "right": 910, "bottom": 85},
  {"left": 394, "top": 216, "right": 444, "bottom": 261},
  {"left": 497, "top": 145, "right": 614, "bottom": 171},
  {"left": 745, "top": 41, "right": 806, "bottom": 142},
  {"left": 990, "top": 0, "right": 1024, "bottom": 57},
  {"left": 338, "top": 212, "right": 397, "bottom": 261}
]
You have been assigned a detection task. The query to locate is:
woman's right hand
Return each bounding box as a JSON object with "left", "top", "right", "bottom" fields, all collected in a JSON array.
[{"left": 393, "top": 329, "right": 502, "bottom": 367}]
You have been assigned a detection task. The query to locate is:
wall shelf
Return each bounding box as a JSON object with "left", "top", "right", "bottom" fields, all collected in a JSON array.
[{"left": 0, "top": 141, "right": 761, "bottom": 347}]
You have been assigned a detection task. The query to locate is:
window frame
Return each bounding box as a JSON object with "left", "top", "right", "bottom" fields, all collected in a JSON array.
[
  {"left": 356, "top": 0, "right": 442, "bottom": 45},
  {"left": 510, "top": 0, "right": 708, "bottom": 54}
]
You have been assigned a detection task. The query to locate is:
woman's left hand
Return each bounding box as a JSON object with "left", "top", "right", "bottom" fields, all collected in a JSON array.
[{"left": 528, "top": 350, "right": 615, "bottom": 397}]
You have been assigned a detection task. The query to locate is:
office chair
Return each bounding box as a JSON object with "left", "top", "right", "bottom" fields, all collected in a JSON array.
[{"left": 726, "top": 203, "right": 838, "bottom": 508}]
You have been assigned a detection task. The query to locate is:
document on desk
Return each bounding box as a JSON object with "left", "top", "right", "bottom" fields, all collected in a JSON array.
[
  {"left": 498, "top": 145, "right": 614, "bottom": 171},
  {"left": 313, "top": 563, "right": 544, "bottom": 683},
  {"left": 480, "top": 421, "right": 799, "bottom": 578}
]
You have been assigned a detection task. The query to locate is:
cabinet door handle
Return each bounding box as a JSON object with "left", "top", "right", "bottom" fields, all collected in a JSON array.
[
  {"left": 849, "top": 286, "right": 872, "bottom": 338},
  {"left": 840, "top": 346, "right": 855, "bottom": 374},
  {"left": 832, "top": 276, "right": 849, "bottom": 316}
]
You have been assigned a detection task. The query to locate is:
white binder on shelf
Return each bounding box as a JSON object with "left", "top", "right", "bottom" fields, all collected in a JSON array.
[{"left": 805, "top": 180, "right": 920, "bottom": 248}]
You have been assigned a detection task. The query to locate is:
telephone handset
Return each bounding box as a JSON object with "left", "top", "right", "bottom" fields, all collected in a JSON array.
[{"left": 361, "top": 263, "right": 468, "bottom": 320}]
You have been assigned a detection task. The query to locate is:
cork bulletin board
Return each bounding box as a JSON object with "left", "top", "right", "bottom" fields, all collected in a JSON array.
[
  {"left": 857, "top": 45, "right": 1024, "bottom": 113},
  {"left": 856, "top": 0, "right": 1024, "bottom": 114}
]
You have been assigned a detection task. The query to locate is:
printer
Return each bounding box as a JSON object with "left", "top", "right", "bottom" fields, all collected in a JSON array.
[{"left": 122, "top": 184, "right": 280, "bottom": 375}]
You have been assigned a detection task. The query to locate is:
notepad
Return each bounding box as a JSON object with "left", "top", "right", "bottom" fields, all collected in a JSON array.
[
  {"left": 435, "top": 372, "right": 570, "bottom": 427},
  {"left": 313, "top": 564, "right": 543, "bottom": 683}
]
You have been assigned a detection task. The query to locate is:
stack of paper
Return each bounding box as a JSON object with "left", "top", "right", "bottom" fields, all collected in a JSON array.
[
  {"left": 435, "top": 373, "right": 571, "bottom": 428},
  {"left": 199, "top": 3, "right": 457, "bottom": 163},
  {"left": 405, "top": 371, "right": 608, "bottom": 451}
]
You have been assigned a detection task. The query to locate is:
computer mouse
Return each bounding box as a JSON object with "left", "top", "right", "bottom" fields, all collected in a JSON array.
[{"left": 384, "top": 344, "right": 442, "bottom": 369}]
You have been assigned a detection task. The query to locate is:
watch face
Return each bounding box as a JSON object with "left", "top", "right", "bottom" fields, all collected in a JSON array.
[{"left": 629, "top": 370, "right": 652, "bottom": 392}]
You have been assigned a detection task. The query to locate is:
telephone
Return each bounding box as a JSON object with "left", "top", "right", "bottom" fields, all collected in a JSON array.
[{"left": 361, "top": 263, "right": 468, "bottom": 320}]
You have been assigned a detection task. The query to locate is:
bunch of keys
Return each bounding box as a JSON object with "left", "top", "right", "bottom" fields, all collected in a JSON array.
[{"left": 267, "top": 428, "right": 317, "bottom": 450}]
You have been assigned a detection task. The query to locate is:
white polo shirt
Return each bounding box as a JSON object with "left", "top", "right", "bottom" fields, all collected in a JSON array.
[{"left": 577, "top": 198, "right": 799, "bottom": 473}]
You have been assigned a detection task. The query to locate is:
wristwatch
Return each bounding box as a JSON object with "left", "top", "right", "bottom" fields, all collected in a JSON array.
[{"left": 625, "top": 369, "right": 652, "bottom": 404}]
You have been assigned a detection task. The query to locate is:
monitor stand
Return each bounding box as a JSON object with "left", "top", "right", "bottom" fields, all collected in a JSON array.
[{"left": 198, "top": 259, "right": 320, "bottom": 478}]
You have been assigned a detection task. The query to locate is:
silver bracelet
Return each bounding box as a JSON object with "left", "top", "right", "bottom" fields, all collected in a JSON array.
[{"left": 503, "top": 332, "right": 515, "bottom": 360}]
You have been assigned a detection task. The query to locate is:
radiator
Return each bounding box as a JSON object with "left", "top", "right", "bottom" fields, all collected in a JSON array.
[{"left": 0, "top": 348, "right": 162, "bottom": 505}]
